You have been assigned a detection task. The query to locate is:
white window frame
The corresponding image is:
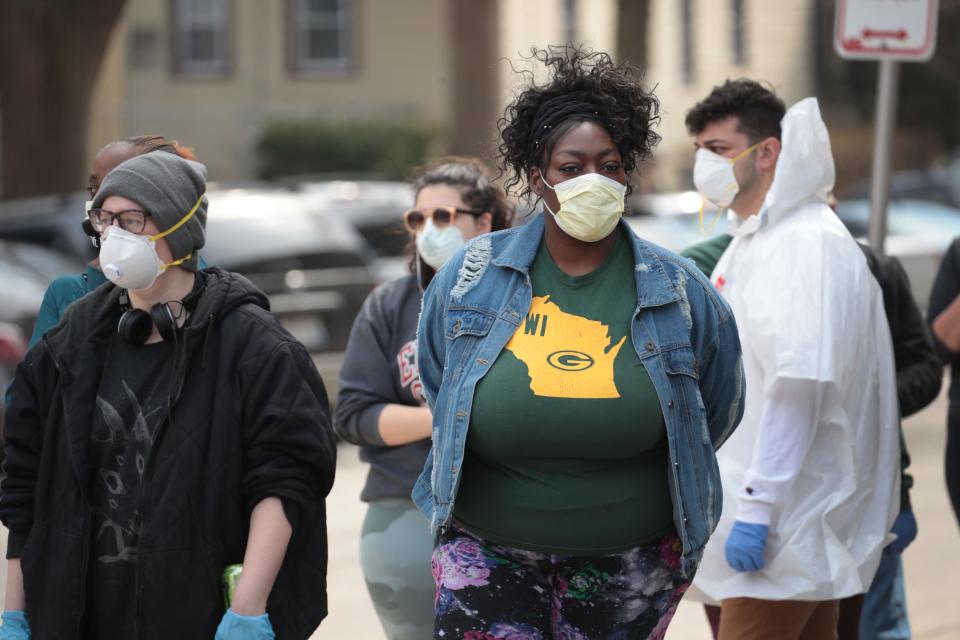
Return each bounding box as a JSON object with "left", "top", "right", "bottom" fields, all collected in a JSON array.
[
  {"left": 171, "top": 0, "right": 231, "bottom": 77},
  {"left": 288, "top": 0, "right": 356, "bottom": 75}
]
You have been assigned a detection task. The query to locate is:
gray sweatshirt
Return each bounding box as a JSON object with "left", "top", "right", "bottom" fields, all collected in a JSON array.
[{"left": 333, "top": 273, "right": 430, "bottom": 501}]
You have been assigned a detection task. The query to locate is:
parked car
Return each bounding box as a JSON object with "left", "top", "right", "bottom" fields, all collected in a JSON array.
[
  {"left": 296, "top": 180, "right": 413, "bottom": 283},
  {"left": 834, "top": 198, "right": 960, "bottom": 310},
  {"left": 0, "top": 193, "right": 95, "bottom": 264},
  {"left": 202, "top": 188, "right": 378, "bottom": 355},
  {"left": 840, "top": 166, "right": 960, "bottom": 210},
  {"left": 0, "top": 238, "right": 85, "bottom": 336}
]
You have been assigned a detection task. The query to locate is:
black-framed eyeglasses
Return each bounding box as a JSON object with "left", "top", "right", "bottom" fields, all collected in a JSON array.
[
  {"left": 87, "top": 208, "right": 148, "bottom": 234},
  {"left": 402, "top": 206, "right": 483, "bottom": 233}
]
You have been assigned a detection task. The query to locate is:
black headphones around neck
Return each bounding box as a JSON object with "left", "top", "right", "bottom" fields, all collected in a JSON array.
[{"left": 117, "top": 277, "right": 205, "bottom": 346}]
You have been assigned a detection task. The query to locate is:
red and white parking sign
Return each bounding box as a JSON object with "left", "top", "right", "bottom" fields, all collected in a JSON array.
[{"left": 835, "top": 0, "right": 940, "bottom": 61}]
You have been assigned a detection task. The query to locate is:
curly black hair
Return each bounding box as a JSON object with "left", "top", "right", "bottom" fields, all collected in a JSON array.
[
  {"left": 684, "top": 79, "right": 786, "bottom": 142},
  {"left": 497, "top": 45, "right": 660, "bottom": 198}
]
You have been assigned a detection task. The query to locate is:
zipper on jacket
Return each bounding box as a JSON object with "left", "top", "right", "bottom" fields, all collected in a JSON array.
[{"left": 75, "top": 517, "right": 91, "bottom": 639}]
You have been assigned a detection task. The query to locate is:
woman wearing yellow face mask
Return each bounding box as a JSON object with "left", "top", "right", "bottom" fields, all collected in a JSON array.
[{"left": 414, "top": 46, "right": 745, "bottom": 639}]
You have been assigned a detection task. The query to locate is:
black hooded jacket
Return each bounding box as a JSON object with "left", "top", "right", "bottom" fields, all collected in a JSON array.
[{"left": 0, "top": 268, "right": 336, "bottom": 639}]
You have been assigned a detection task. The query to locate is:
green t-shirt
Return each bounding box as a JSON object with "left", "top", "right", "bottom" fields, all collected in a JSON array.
[{"left": 453, "top": 230, "right": 674, "bottom": 555}]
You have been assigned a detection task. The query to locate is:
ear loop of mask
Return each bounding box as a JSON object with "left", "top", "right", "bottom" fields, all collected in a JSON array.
[
  {"left": 537, "top": 168, "right": 559, "bottom": 216},
  {"left": 148, "top": 194, "right": 203, "bottom": 271},
  {"left": 698, "top": 143, "right": 761, "bottom": 233}
]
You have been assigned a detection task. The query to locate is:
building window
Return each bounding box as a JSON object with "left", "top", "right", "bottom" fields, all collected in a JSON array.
[
  {"left": 130, "top": 27, "right": 160, "bottom": 71},
  {"left": 287, "top": 0, "right": 355, "bottom": 75},
  {"left": 681, "top": 0, "right": 695, "bottom": 84},
  {"left": 732, "top": 0, "right": 746, "bottom": 65},
  {"left": 171, "top": 0, "right": 231, "bottom": 77}
]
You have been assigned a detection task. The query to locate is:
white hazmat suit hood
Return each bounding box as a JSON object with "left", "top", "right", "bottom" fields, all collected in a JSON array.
[{"left": 691, "top": 98, "right": 900, "bottom": 602}]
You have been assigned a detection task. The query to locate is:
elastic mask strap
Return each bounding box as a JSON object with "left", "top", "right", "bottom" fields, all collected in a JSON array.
[
  {"left": 537, "top": 168, "right": 555, "bottom": 191},
  {"left": 150, "top": 194, "right": 204, "bottom": 242},
  {"left": 537, "top": 167, "right": 558, "bottom": 216},
  {"left": 731, "top": 142, "right": 760, "bottom": 163},
  {"left": 699, "top": 201, "right": 725, "bottom": 234},
  {"left": 161, "top": 252, "right": 194, "bottom": 272}
]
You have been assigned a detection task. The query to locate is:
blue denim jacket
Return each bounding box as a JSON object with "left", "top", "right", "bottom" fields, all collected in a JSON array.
[{"left": 414, "top": 215, "right": 745, "bottom": 576}]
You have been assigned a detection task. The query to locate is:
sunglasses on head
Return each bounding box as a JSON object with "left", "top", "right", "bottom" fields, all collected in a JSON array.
[{"left": 403, "top": 206, "right": 483, "bottom": 233}]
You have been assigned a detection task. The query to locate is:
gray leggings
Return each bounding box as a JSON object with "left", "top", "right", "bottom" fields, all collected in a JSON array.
[{"left": 359, "top": 498, "right": 435, "bottom": 640}]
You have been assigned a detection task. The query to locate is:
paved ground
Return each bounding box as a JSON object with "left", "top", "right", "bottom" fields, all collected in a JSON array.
[{"left": 0, "top": 386, "right": 956, "bottom": 638}]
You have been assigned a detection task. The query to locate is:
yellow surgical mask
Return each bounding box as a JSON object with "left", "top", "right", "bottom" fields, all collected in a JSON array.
[{"left": 539, "top": 170, "right": 627, "bottom": 242}]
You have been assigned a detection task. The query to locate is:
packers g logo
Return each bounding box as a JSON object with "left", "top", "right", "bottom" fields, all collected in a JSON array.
[{"left": 547, "top": 350, "right": 594, "bottom": 371}]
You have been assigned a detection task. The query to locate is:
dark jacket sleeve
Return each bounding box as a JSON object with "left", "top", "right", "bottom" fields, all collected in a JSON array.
[
  {"left": 928, "top": 238, "right": 960, "bottom": 365},
  {"left": 239, "top": 340, "right": 336, "bottom": 527},
  {"left": 333, "top": 286, "right": 398, "bottom": 446},
  {"left": 0, "top": 348, "right": 47, "bottom": 557},
  {"left": 862, "top": 246, "right": 941, "bottom": 514},
  {"left": 883, "top": 255, "right": 943, "bottom": 418}
]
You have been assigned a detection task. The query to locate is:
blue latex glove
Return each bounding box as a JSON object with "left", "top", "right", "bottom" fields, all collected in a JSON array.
[
  {"left": 885, "top": 510, "right": 918, "bottom": 555},
  {"left": 725, "top": 521, "right": 769, "bottom": 572},
  {"left": 215, "top": 610, "right": 275, "bottom": 640},
  {"left": 0, "top": 611, "right": 30, "bottom": 640}
]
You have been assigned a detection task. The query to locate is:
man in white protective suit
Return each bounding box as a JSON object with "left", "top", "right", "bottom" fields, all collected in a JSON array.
[{"left": 682, "top": 79, "right": 901, "bottom": 639}]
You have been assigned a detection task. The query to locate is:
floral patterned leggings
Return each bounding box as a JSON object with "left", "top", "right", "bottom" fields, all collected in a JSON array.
[{"left": 432, "top": 522, "right": 691, "bottom": 640}]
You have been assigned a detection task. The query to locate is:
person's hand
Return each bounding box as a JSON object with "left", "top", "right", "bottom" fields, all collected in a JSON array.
[
  {"left": 886, "top": 510, "right": 918, "bottom": 555},
  {"left": 214, "top": 609, "right": 275, "bottom": 640},
  {"left": 0, "top": 611, "right": 30, "bottom": 639},
  {"left": 725, "top": 521, "right": 769, "bottom": 572}
]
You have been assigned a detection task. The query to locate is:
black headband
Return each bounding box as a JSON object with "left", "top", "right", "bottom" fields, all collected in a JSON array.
[{"left": 528, "top": 90, "right": 608, "bottom": 166}]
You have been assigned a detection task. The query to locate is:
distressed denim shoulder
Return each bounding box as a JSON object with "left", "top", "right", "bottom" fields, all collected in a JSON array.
[{"left": 414, "top": 215, "right": 745, "bottom": 577}]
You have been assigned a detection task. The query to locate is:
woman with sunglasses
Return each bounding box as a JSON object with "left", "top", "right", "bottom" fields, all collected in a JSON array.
[
  {"left": 416, "top": 47, "right": 745, "bottom": 639},
  {"left": 333, "top": 157, "right": 513, "bottom": 640}
]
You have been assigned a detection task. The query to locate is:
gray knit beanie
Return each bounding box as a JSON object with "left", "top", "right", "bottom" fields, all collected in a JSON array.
[{"left": 92, "top": 150, "right": 208, "bottom": 271}]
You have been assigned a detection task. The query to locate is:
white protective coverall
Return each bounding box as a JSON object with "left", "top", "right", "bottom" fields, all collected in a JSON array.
[{"left": 690, "top": 98, "right": 900, "bottom": 602}]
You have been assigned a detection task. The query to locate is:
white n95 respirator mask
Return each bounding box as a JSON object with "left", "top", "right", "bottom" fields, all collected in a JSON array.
[
  {"left": 99, "top": 226, "right": 192, "bottom": 291},
  {"left": 98, "top": 194, "right": 202, "bottom": 290},
  {"left": 692, "top": 144, "right": 759, "bottom": 209}
]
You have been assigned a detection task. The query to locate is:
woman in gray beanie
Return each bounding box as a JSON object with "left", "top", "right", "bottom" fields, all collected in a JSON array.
[{"left": 0, "top": 151, "right": 336, "bottom": 639}]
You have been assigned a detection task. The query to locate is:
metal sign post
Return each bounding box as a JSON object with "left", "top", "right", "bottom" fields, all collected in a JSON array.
[
  {"left": 835, "top": 0, "right": 940, "bottom": 254},
  {"left": 867, "top": 60, "right": 900, "bottom": 252}
]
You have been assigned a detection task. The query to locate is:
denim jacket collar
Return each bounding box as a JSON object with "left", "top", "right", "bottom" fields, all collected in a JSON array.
[{"left": 492, "top": 213, "right": 681, "bottom": 309}]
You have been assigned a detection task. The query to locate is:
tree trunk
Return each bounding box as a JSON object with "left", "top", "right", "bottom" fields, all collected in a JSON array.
[
  {"left": 448, "top": 0, "right": 499, "bottom": 161},
  {"left": 616, "top": 0, "right": 650, "bottom": 70},
  {"left": 0, "top": 0, "right": 127, "bottom": 200}
]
